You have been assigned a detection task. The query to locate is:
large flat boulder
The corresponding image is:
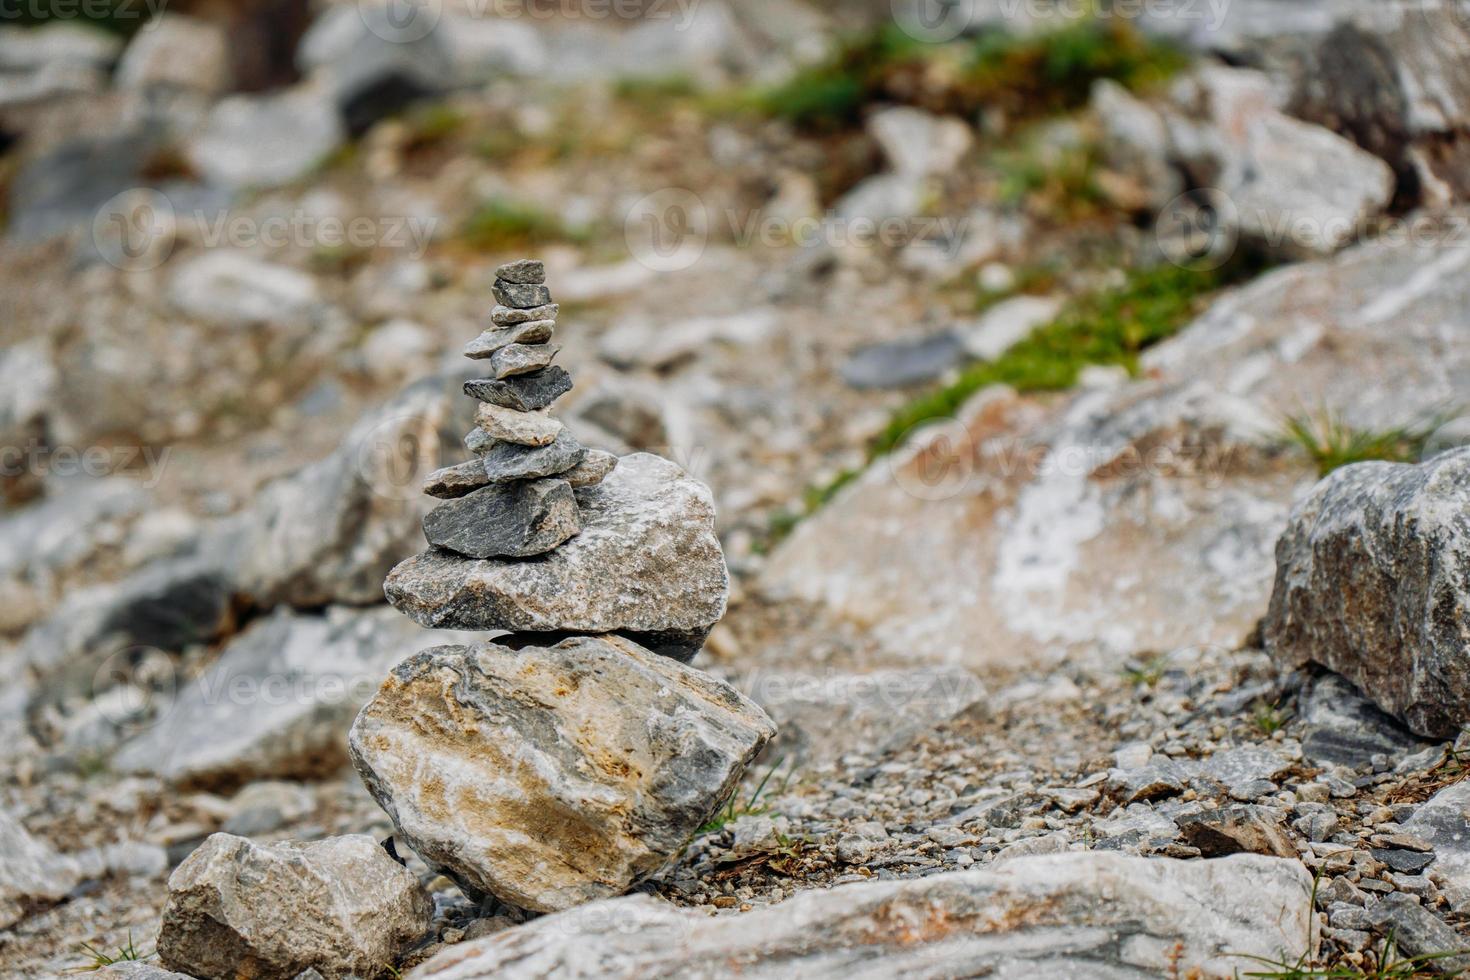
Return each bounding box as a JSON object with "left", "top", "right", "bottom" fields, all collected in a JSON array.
[
  {"left": 405, "top": 853, "right": 1312, "bottom": 978},
  {"left": 1265, "top": 449, "right": 1470, "bottom": 738},
  {"left": 349, "top": 635, "right": 775, "bottom": 913},
  {"left": 112, "top": 606, "right": 474, "bottom": 789},
  {"left": 386, "top": 453, "right": 727, "bottom": 661},
  {"left": 762, "top": 220, "right": 1470, "bottom": 670}
]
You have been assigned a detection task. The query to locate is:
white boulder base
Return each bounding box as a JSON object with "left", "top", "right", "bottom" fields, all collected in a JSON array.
[
  {"left": 349, "top": 634, "right": 775, "bottom": 913},
  {"left": 405, "top": 853, "right": 1312, "bottom": 978}
]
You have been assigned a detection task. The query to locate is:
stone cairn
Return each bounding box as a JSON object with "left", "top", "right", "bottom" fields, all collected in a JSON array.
[{"left": 345, "top": 258, "right": 777, "bottom": 915}]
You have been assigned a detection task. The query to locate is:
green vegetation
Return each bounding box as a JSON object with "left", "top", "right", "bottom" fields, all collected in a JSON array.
[
  {"left": 990, "top": 133, "right": 1106, "bottom": 220},
  {"left": 747, "top": 19, "right": 1186, "bottom": 134},
  {"left": 696, "top": 758, "right": 791, "bottom": 836},
  {"left": 874, "top": 254, "right": 1264, "bottom": 457},
  {"left": 1122, "top": 653, "right": 1168, "bottom": 689},
  {"left": 458, "top": 198, "right": 585, "bottom": 252},
  {"left": 1280, "top": 409, "right": 1448, "bottom": 477},
  {"left": 612, "top": 74, "right": 701, "bottom": 108},
  {"left": 77, "top": 933, "right": 150, "bottom": 970},
  {"left": 1252, "top": 699, "right": 1287, "bottom": 736},
  {"left": 403, "top": 103, "right": 467, "bottom": 151}
]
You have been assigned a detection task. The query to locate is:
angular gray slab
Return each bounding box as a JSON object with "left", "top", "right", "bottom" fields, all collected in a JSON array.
[
  {"left": 492, "top": 279, "right": 551, "bottom": 308},
  {"left": 386, "top": 454, "right": 727, "bottom": 657},
  {"left": 463, "top": 320, "right": 553, "bottom": 359},
  {"left": 495, "top": 258, "right": 545, "bottom": 284},
  {"left": 1265, "top": 448, "right": 1470, "bottom": 737},
  {"left": 423, "top": 458, "right": 491, "bottom": 499},
  {"left": 480, "top": 430, "right": 585, "bottom": 482},
  {"left": 423, "top": 479, "right": 579, "bottom": 559},
  {"left": 464, "top": 366, "right": 572, "bottom": 411},
  {"left": 402, "top": 853, "right": 1312, "bottom": 978},
  {"left": 489, "top": 342, "right": 558, "bottom": 379},
  {"left": 563, "top": 449, "right": 618, "bottom": 488},
  {"left": 349, "top": 635, "right": 775, "bottom": 913},
  {"left": 491, "top": 303, "right": 558, "bottom": 326}
]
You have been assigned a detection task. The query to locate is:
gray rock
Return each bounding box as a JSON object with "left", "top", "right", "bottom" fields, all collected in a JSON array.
[
  {"left": 1176, "top": 805, "right": 1297, "bottom": 858},
  {"left": 959, "top": 295, "right": 1063, "bottom": 361},
  {"left": 0, "top": 22, "right": 120, "bottom": 73},
  {"left": 1195, "top": 745, "right": 1292, "bottom": 797},
  {"left": 188, "top": 83, "right": 344, "bottom": 189},
  {"left": 1403, "top": 781, "right": 1470, "bottom": 911},
  {"left": 598, "top": 310, "right": 776, "bottom": 371},
  {"left": 840, "top": 331, "right": 966, "bottom": 390},
  {"left": 1107, "top": 759, "right": 1192, "bottom": 803},
  {"left": 112, "top": 607, "right": 470, "bottom": 789},
  {"left": 423, "top": 458, "right": 492, "bottom": 499},
  {"left": 491, "top": 303, "right": 558, "bottom": 326},
  {"left": 867, "top": 106, "right": 972, "bottom": 178},
  {"left": 423, "top": 479, "right": 579, "bottom": 559},
  {"left": 1091, "top": 78, "right": 1181, "bottom": 212},
  {"left": 404, "top": 853, "right": 1313, "bottom": 978},
  {"left": 5, "top": 122, "right": 168, "bottom": 242},
  {"left": 495, "top": 259, "right": 545, "bottom": 284},
  {"left": 463, "top": 321, "right": 554, "bottom": 359},
  {"left": 1265, "top": 449, "right": 1470, "bottom": 737},
  {"left": 170, "top": 250, "right": 324, "bottom": 329},
  {"left": 349, "top": 635, "right": 775, "bottom": 913},
  {"left": 464, "top": 427, "right": 495, "bottom": 455},
  {"left": 115, "top": 13, "right": 230, "bottom": 96},
  {"left": 474, "top": 402, "right": 563, "bottom": 448},
  {"left": 222, "top": 781, "right": 316, "bottom": 837},
  {"left": 492, "top": 279, "right": 552, "bottom": 309},
  {"left": 562, "top": 449, "right": 619, "bottom": 489},
  {"left": 232, "top": 379, "right": 470, "bottom": 608},
  {"left": 93, "top": 965, "right": 195, "bottom": 979},
  {"left": 158, "top": 833, "right": 431, "bottom": 980},
  {"left": 750, "top": 665, "right": 985, "bottom": 765},
  {"left": 464, "top": 367, "right": 573, "bottom": 411},
  {"left": 386, "top": 453, "right": 727, "bottom": 660},
  {"left": 0, "top": 805, "right": 80, "bottom": 929},
  {"left": 1365, "top": 893, "right": 1470, "bottom": 974},
  {"left": 1297, "top": 673, "right": 1430, "bottom": 767},
  {"left": 479, "top": 431, "right": 585, "bottom": 483},
  {"left": 490, "top": 342, "right": 559, "bottom": 379}
]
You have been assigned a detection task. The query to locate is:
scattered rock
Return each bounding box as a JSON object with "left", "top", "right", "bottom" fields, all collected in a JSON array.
[
  {"left": 404, "top": 853, "right": 1313, "bottom": 977},
  {"left": 349, "top": 635, "right": 775, "bottom": 912},
  {"left": 1265, "top": 449, "right": 1470, "bottom": 737},
  {"left": 867, "top": 106, "right": 973, "bottom": 178},
  {"left": 158, "top": 833, "right": 432, "bottom": 980},
  {"left": 1177, "top": 805, "right": 1297, "bottom": 858},
  {"left": 1365, "top": 893, "right": 1470, "bottom": 975},
  {"left": 0, "top": 805, "right": 79, "bottom": 929},
  {"left": 840, "top": 331, "right": 966, "bottom": 390},
  {"left": 169, "top": 250, "right": 324, "bottom": 330},
  {"left": 599, "top": 310, "right": 777, "bottom": 371},
  {"left": 959, "top": 295, "right": 1063, "bottom": 361},
  {"left": 1403, "top": 781, "right": 1470, "bottom": 910},
  {"left": 222, "top": 781, "right": 317, "bottom": 837}
]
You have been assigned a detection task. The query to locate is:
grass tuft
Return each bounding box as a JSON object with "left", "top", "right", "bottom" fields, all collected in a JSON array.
[
  {"left": 458, "top": 198, "right": 584, "bottom": 252},
  {"left": 76, "top": 932, "right": 150, "bottom": 971},
  {"left": 1280, "top": 409, "right": 1449, "bottom": 477},
  {"left": 697, "top": 758, "right": 793, "bottom": 836}
]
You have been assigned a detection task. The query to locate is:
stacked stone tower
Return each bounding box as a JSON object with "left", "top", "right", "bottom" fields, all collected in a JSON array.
[{"left": 347, "top": 259, "right": 775, "bottom": 915}]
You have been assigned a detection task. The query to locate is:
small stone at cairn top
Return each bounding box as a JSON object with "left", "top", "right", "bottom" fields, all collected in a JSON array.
[{"left": 413, "top": 259, "right": 607, "bottom": 560}]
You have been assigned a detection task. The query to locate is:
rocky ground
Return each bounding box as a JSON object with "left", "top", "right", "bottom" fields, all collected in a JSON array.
[{"left": 5, "top": 0, "right": 1470, "bottom": 977}]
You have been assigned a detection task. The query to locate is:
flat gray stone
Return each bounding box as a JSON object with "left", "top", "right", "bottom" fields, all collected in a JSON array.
[
  {"left": 491, "top": 303, "right": 558, "bottom": 326},
  {"left": 422, "top": 458, "right": 491, "bottom": 499},
  {"left": 563, "top": 449, "right": 618, "bottom": 488},
  {"left": 1265, "top": 448, "right": 1470, "bottom": 737},
  {"left": 349, "top": 635, "right": 774, "bottom": 913},
  {"left": 385, "top": 453, "right": 727, "bottom": 660},
  {"left": 495, "top": 258, "right": 545, "bottom": 284},
  {"left": 423, "top": 479, "right": 579, "bottom": 559},
  {"left": 492, "top": 279, "right": 551, "bottom": 309},
  {"left": 465, "top": 367, "right": 573, "bottom": 411},
  {"left": 475, "top": 402, "right": 563, "bottom": 447},
  {"left": 490, "top": 342, "right": 559, "bottom": 379},
  {"left": 480, "top": 431, "right": 585, "bottom": 482},
  {"left": 463, "top": 321, "right": 554, "bottom": 359}
]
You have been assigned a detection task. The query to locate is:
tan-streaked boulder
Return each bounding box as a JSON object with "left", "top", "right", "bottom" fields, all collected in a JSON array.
[{"left": 348, "top": 634, "right": 775, "bottom": 913}]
